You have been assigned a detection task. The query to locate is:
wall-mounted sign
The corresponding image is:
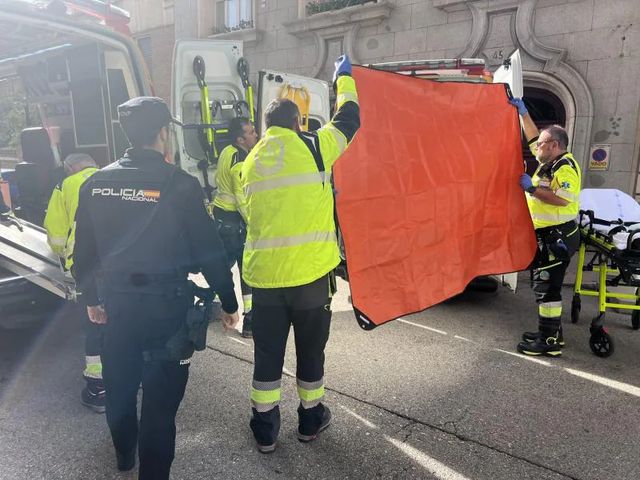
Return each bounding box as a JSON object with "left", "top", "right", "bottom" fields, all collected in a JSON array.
[{"left": 589, "top": 144, "right": 611, "bottom": 171}]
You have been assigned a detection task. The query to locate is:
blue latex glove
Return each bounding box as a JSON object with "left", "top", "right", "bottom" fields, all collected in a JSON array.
[
  {"left": 509, "top": 97, "right": 528, "bottom": 116},
  {"left": 333, "top": 55, "right": 352, "bottom": 83},
  {"left": 520, "top": 173, "right": 534, "bottom": 192}
]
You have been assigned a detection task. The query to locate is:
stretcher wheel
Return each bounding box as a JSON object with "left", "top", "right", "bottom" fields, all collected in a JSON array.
[
  {"left": 589, "top": 327, "right": 614, "bottom": 358},
  {"left": 571, "top": 294, "right": 581, "bottom": 324},
  {"left": 632, "top": 295, "right": 640, "bottom": 330}
]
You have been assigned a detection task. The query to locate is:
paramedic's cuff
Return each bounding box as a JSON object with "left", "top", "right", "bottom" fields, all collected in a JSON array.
[{"left": 554, "top": 189, "right": 577, "bottom": 202}]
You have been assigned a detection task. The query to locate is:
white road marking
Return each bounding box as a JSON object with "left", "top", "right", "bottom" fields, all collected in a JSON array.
[
  {"left": 495, "top": 349, "right": 552, "bottom": 367},
  {"left": 282, "top": 367, "right": 294, "bottom": 377},
  {"left": 340, "top": 405, "right": 380, "bottom": 429},
  {"left": 564, "top": 368, "right": 640, "bottom": 398},
  {"left": 453, "top": 335, "right": 473, "bottom": 343},
  {"left": 398, "top": 319, "right": 447, "bottom": 335},
  {"left": 228, "top": 337, "right": 250, "bottom": 346},
  {"left": 399, "top": 319, "right": 640, "bottom": 397},
  {"left": 386, "top": 436, "right": 472, "bottom": 480}
]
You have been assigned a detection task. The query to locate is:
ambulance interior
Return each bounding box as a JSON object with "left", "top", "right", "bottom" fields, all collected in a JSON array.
[{"left": 0, "top": 14, "right": 140, "bottom": 225}]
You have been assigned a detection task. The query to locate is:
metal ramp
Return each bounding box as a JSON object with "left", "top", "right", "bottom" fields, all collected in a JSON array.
[{"left": 0, "top": 215, "right": 75, "bottom": 299}]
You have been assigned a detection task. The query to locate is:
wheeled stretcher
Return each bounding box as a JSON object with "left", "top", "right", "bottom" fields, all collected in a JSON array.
[{"left": 572, "top": 189, "right": 640, "bottom": 357}]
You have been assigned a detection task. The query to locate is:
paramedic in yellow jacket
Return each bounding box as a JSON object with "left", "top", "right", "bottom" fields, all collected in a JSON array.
[
  {"left": 241, "top": 55, "right": 360, "bottom": 453},
  {"left": 510, "top": 98, "right": 582, "bottom": 357},
  {"left": 44, "top": 153, "right": 105, "bottom": 412},
  {"left": 212, "top": 117, "right": 258, "bottom": 338}
]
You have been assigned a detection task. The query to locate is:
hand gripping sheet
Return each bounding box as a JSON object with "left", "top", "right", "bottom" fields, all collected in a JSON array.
[{"left": 333, "top": 66, "right": 537, "bottom": 329}]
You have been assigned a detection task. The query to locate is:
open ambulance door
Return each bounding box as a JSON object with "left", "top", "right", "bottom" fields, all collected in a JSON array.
[
  {"left": 172, "top": 40, "right": 249, "bottom": 200},
  {"left": 257, "top": 70, "right": 330, "bottom": 135},
  {"left": 493, "top": 49, "right": 524, "bottom": 292}
]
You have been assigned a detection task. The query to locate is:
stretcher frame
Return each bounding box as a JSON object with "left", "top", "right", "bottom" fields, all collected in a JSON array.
[{"left": 572, "top": 210, "right": 640, "bottom": 357}]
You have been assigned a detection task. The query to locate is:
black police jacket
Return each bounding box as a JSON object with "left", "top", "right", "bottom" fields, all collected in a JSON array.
[{"left": 73, "top": 148, "right": 238, "bottom": 313}]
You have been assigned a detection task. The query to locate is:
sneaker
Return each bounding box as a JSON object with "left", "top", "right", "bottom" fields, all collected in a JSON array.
[
  {"left": 522, "top": 328, "right": 564, "bottom": 347},
  {"left": 297, "top": 406, "right": 332, "bottom": 443},
  {"left": 81, "top": 386, "right": 106, "bottom": 413},
  {"left": 517, "top": 337, "right": 562, "bottom": 357},
  {"left": 116, "top": 450, "right": 136, "bottom": 471},
  {"left": 256, "top": 442, "right": 276, "bottom": 454},
  {"left": 241, "top": 310, "right": 252, "bottom": 338}
]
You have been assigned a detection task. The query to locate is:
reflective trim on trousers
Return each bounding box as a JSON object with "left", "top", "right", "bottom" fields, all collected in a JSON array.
[
  {"left": 84, "top": 356, "right": 103, "bottom": 379},
  {"left": 297, "top": 378, "right": 324, "bottom": 409},
  {"left": 242, "top": 294, "right": 253, "bottom": 311},
  {"left": 245, "top": 231, "right": 337, "bottom": 251},
  {"left": 251, "top": 379, "right": 282, "bottom": 412},
  {"left": 539, "top": 301, "right": 562, "bottom": 319},
  {"left": 244, "top": 171, "right": 331, "bottom": 195}
]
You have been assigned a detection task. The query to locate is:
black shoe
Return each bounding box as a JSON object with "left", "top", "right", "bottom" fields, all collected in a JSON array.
[
  {"left": 116, "top": 450, "right": 136, "bottom": 472},
  {"left": 517, "top": 337, "right": 562, "bottom": 357},
  {"left": 522, "top": 328, "right": 564, "bottom": 347},
  {"left": 297, "top": 406, "right": 332, "bottom": 442},
  {"left": 241, "top": 310, "right": 252, "bottom": 338},
  {"left": 81, "top": 385, "right": 106, "bottom": 413}
]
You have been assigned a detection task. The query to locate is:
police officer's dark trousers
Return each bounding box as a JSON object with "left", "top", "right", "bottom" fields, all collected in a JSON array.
[
  {"left": 102, "top": 289, "right": 190, "bottom": 480},
  {"left": 530, "top": 221, "right": 580, "bottom": 336},
  {"left": 250, "top": 273, "right": 334, "bottom": 446}
]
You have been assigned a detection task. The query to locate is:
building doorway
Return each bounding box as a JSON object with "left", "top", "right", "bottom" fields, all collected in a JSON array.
[{"left": 521, "top": 87, "right": 566, "bottom": 175}]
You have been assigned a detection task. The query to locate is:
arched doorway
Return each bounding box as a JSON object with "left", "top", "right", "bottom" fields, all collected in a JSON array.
[{"left": 521, "top": 87, "right": 567, "bottom": 175}]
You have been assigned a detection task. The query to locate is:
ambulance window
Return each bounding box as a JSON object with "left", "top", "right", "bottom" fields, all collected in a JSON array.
[
  {"left": 107, "top": 69, "right": 129, "bottom": 119},
  {"left": 68, "top": 44, "right": 108, "bottom": 146}
]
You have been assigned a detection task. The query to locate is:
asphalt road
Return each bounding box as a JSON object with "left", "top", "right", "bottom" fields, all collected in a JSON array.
[{"left": 1, "top": 273, "right": 639, "bottom": 480}]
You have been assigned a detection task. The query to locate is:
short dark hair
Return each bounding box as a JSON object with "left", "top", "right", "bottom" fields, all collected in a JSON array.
[
  {"left": 264, "top": 99, "right": 299, "bottom": 130},
  {"left": 543, "top": 124, "right": 569, "bottom": 150},
  {"left": 229, "top": 117, "right": 251, "bottom": 144}
]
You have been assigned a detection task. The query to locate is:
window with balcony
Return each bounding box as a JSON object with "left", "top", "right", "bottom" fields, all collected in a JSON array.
[
  {"left": 216, "top": 0, "right": 253, "bottom": 32},
  {"left": 305, "top": 0, "right": 376, "bottom": 16}
]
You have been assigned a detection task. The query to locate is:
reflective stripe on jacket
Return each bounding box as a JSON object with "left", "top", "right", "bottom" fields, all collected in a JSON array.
[
  {"left": 44, "top": 167, "right": 98, "bottom": 269},
  {"left": 241, "top": 75, "right": 360, "bottom": 288},
  {"left": 526, "top": 148, "right": 582, "bottom": 229}
]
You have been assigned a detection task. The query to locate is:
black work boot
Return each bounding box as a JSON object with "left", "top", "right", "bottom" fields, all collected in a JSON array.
[
  {"left": 250, "top": 406, "right": 280, "bottom": 454},
  {"left": 522, "top": 326, "right": 565, "bottom": 347},
  {"left": 241, "top": 310, "right": 253, "bottom": 338},
  {"left": 297, "top": 403, "right": 332, "bottom": 442},
  {"left": 81, "top": 379, "right": 106, "bottom": 413}
]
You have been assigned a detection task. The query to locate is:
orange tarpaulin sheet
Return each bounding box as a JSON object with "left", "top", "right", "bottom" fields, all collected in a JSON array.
[{"left": 334, "top": 66, "right": 537, "bottom": 329}]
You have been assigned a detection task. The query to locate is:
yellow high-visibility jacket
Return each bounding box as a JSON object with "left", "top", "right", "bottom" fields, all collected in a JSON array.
[
  {"left": 526, "top": 141, "right": 582, "bottom": 229},
  {"left": 213, "top": 144, "right": 248, "bottom": 219},
  {"left": 241, "top": 75, "right": 360, "bottom": 288},
  {"left": 44, "top": 167, "right": 98, "bottom": 269}
]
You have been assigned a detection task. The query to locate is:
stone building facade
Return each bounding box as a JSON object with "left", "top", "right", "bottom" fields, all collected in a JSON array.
[{"left": 115, "top": 0, "right": 640, "bottom": 195}]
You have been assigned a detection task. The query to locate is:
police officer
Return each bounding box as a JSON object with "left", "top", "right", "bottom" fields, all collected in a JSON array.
[
  {"left": 212, "top": 117, "right": 258, "bottom": 337},
  {"left": 73, "top": 97, "right": 239, "bottom": 478},
  {"left": 241, "top": 55, "right": 360, "bottom": 452},
  {"left": 511, "top": 98, "right": 582, "bottom": 357},
  {"left": 43, "top": 153, "right": 104, "bottom": 412}
]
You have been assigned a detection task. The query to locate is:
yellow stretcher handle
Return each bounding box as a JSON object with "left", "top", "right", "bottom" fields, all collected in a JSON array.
[
  {"left": 246, "top": 85, "right": 255, "bottom": 123},
  {"left": 279, "top": 84, "right": 311, "bottom": 131}
]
